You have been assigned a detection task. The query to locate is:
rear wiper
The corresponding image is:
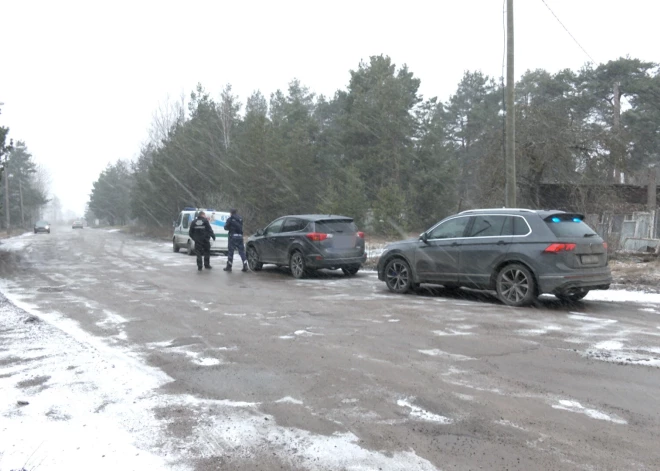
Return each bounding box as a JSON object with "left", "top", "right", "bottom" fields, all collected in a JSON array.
[{"left": 583, "top": 233, "right": 597, "bottom": 237}]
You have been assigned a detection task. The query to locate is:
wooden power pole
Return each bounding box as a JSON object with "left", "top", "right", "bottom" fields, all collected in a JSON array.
[
  {"left": 505, "top": 0, "right": 517, "bottom": 207},
  {"left": 4, "top": 160, "right": 9, "bottom": 235}
]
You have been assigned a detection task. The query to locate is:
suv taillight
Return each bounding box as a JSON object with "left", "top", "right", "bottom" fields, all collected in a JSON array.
[
  {"left": 544, "top": 243, "right": 576, "bottom": 253},
  {"left": 357, "top": 232, "right": 365, "bottom": 238},
  {"left": 306, "top": 232, "right": 332, "bottom": 242}
]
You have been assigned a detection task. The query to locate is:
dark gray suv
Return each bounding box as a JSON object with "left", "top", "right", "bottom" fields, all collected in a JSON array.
[
  {"left": 376, "top": 209, "right": 611, "bottom": 306},
  {"left": 247, "top": 214, "right": 367, "bottom": 278}
]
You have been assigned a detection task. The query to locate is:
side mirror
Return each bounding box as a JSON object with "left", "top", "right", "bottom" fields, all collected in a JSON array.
[
  {"left": 173, "top": 221, "right": 177, "bottom": 228},
  {"left": 420, "top": 232, "right": 428, "bottom": 243},
  {"left": 256, "top": 228, "right": 264, "bottom": 236}
]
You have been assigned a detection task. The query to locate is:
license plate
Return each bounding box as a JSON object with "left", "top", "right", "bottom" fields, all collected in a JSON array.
[{"left": 581, "top": 255, "right": 599, "bottom": 264}]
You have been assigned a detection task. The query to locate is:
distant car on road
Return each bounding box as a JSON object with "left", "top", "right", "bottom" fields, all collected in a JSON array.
[
  {"left": 72, "top": 220, "right": 84, "bottom": 229},
  {"left": 377, "top": 208, "right": 612, "bottom": 306},
  {"left": 246, "top": 214, "right": 367, "bottom": 278},
  {"left": 34, "top": 220, "right": 50, "bottom": 234}
]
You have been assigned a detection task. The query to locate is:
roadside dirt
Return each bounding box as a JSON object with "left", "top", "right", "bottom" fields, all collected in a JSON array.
[{"left": 609, "top": 255, "right": 660, "bottom": 292}]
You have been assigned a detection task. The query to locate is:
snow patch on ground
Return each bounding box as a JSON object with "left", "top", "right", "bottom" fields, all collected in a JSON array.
[
  {"left": 397, "top": 398, "right": 453, "bottom": 424},
  {"left": 552, "top": 400, "right": 627, "bottom": 424},
  {"left": 433, "top": 329, "right": 473, "bottom": 336},
  {"left": 294, "top": 329, "right": 322, "bottom": 337},
  {"left": 586, "top": 289, "right": 660, "bottom": 304},
  {"left": 275, "top": 396, "right": 304, "bottom": 405},
  {"left": 496, "top": 419, "right": 527, "bottom": 431},
  {"left": 418, "top": 349, "right": 475, "bottom": 361},
  {"left": 0, "top": 232, "right": 34, "bottom": 251}
]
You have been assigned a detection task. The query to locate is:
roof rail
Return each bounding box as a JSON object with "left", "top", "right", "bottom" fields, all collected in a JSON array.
[{"left": 459, "top": 208, "right": 535, "bottom": 214}]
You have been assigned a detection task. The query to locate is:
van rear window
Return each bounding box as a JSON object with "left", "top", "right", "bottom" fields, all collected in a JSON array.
[{"left": 544, "top": 214, "right": 597, "bottom": 238}]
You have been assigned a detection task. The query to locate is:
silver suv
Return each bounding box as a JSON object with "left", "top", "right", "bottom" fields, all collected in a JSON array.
[{"left": 376, "top": 209, "right": 611, "bottom": 306}]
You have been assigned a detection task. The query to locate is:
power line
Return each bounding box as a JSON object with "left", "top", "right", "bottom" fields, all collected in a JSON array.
[{"left": 539, "top": 0, "right": 596, "bottom": 64}]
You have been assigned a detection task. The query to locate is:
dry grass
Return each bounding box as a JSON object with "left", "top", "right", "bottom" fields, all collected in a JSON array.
[{"left": 609, "top": 258, "right": 660, "bottom": 288}]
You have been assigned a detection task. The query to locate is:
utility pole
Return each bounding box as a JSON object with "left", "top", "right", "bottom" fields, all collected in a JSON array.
[
  {"left": 4, "top": 159, "right": 9, "bottom": 235},
  {"left": 505, "top": 0, "right": 516, "bottom": 207}
]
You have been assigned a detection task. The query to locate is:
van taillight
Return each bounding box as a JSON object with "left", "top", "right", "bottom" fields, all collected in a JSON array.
[
  {"left": 357, "top": 232, "right": 365, "bottom": 238},
  {"left": 544, "top": 243, "right": 576, "bottom": 253},
  {"left": 306, "top": 232, "right": 331, "bottom": 241},
  {"left": 603, "top": 242, "right": 608, "bottom": 250}
]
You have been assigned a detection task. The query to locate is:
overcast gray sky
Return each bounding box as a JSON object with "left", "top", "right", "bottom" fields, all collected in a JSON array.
[{"left": 0, "top": 0, "right": 657, "bottom": 216}]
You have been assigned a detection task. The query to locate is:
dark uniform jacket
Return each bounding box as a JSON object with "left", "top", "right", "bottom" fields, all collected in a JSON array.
[
  {"left": 189, "top": 215, "right": 215, "bottom": 242},
  {"left": 224, "top": 215, "right": 244, "bottom": 236}
]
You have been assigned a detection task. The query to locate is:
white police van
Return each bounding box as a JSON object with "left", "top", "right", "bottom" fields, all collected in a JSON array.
[{"left": 172, "top": 208, "right": 230, "bottom": 255}]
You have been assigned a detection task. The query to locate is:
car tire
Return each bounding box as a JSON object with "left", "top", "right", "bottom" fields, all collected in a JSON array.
[
  {"left": 187, "top": 240, "right": 195, "bottom": 256},
  {"left": 342, "top": 265, "right": 360, "bottom": 276},
  {"left": 384, "top": 258, "right": 413, "bottom": 294},
  {"left": 290, "top": 251, "right": 307, "bottom": 279},
  {"left": 48, "top": 230, "right": 50, "bottom": 234},
  {"left": 173, "top": 239, "right": 180, "bottom": 253},
  {"left": 495, "top": 263, "right": 536, "bottom": 307},
  {"left": 247, "top": 246, "right": 263, "bottom": 271},
  {"left": 34, "top": 230, "right": 37, "bottom": 234},
  {"left": 556, "top": 289, "right": 589, "bottom": 302}
]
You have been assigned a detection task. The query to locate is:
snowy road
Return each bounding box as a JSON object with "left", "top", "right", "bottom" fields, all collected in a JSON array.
[{"left": 1, "top": 226, "right": 660, "bottom": 470}]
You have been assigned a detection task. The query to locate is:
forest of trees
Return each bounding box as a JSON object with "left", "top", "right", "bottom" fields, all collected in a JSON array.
[
  {"left": 86, "top": 55, "right": 660, "bottom": 236},
  {"left": 0, "top": 105, "right": 50, "bottom": 231}
]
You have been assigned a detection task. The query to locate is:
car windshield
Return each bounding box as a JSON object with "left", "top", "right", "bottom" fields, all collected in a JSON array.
[
  {"left": 314, "top": 220, "right": 357, "bottom": 234},
  {"left": 36, "top": 220, "right": 48, "bottom": 225},
  {"left": 544, "top": 214, "right": 597, "bottom": 238}
]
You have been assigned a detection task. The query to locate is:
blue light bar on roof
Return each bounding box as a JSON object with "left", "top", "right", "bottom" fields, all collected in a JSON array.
[
  {"left": 573, "top": 217, "right": 582, "bottom": 222},
  {"left": 551, "top": 217, "right": 561, "bottom": 223}
]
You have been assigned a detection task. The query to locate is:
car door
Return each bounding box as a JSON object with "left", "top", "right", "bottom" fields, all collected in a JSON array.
[
  {"left": 173, "top": 212, "right": 183, "bottom": 244},
  {"left": 276, "top": 217, "right": 307, "bottom": 263},
  {"left": 416, "top": 216, "right": 471, "bottom": 283},
  {"left": 458, "top": 215, "right": 513, "bottom": 288},
  {"left": 258, "top": 218, "right": 285, "bottom": 263},
  {"left": 181, "top": 213, "right": 191, "bottom": 243}
]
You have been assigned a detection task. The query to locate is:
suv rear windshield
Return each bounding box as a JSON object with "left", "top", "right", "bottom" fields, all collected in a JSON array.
[
  {"left": 544, "top": 214, "right": 597, "bottom": 238},
  {"left": 314, "top": 220, "right": 357, "bottom": 234}
]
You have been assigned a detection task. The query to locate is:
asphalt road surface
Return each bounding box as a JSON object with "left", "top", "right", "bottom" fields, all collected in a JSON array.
[{"left": 1, "top": 226, "right": 659, "bottom": 470}]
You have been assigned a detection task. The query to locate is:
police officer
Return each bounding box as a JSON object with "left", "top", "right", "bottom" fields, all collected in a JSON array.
[
  {"left": 188, "top": 210, "right": 216, "bottom": 271},
  {"left": 224, "top": 209, "right": 248, "bottom": 272}
]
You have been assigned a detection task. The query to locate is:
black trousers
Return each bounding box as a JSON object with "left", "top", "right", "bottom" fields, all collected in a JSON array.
[
  {"left": 194, "top": 239, "right": 211, "bottom": 268},
  {"left": 227, "top": 235, "right": 246, "bottom": 265}
]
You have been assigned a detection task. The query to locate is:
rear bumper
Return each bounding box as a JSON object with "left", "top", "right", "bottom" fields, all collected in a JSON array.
[
  {"left": 305, "top": 253, "right": 367, "bottom": 269},
  {"left": 538, "top": 268, "right": 612, "bottom": 294}
]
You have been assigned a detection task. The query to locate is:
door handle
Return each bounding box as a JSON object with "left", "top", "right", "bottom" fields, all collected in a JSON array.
[
  {"left": 451, "top": 242, "right": 459, "bottom": 247},
  {"left": 497, "top": 240, "right": 508, "bottom": 245},
  {"left": 289, "top": 237, "right": 295, "bottom": 240}
]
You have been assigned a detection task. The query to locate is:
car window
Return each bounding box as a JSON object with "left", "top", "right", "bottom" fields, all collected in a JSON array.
[
  {"left": 282, "top": 218, "right": 308, "bottom": 233},
  {"left": 175, "top": 213, "right": 182, "bottom": 227},
  {"left": 314, "top": 220, "right": 356, "bottom": 234},
  {"left": 182, "top": 214, "right": 190, "bottom": 229},
  {"left": 545, "top": 214, "right": 597, "bottom": 238},
  {"left": 265, "top": 218, "right": 285, "bottom": 235},
  {"left": 467, "top": 215, "right": 507, "bottom": 237},
  {"left": 512, "top": 216, "right": 530, "bottom": 235},
  {"left": 427, "top": 217, "right": 470, "bottom": 239}
]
